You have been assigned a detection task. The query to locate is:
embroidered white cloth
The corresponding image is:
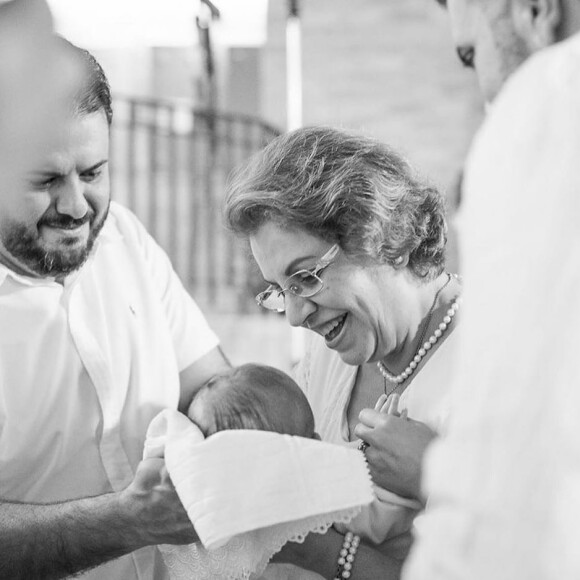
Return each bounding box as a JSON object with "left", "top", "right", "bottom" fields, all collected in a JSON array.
[{"left": 144, "top": 409, "right": 374, "bottom": 580}]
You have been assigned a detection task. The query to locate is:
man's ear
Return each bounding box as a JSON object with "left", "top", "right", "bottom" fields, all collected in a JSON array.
[{"left": 512, "top": 0, "right": 562, "bottom": 49}]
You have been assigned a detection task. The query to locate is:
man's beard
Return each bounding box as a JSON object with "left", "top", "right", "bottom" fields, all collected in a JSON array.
[{"left": 1, "top": 202, "right": 110, "bottom": 277}]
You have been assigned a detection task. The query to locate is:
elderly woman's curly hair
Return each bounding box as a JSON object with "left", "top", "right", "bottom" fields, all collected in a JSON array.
[{"left": 224, "top": 126, "right": 447, "bottom": 280}]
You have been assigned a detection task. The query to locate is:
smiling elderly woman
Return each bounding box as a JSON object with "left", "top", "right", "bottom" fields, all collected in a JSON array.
[{"left": 224, "top": 126, "right": 461, "bottom": 579}]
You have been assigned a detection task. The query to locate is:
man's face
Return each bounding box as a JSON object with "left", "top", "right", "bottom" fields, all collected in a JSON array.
[
  {"left": 0, "top": 110, "right": 110, "bottom": 279},
  {"left": 447, "top": 0, "right": 532, "bottom": 102}
]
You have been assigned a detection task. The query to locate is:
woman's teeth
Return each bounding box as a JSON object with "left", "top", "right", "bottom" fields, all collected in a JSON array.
[{"left": 324, "top": 314, "right": 347, "bottom": 341}]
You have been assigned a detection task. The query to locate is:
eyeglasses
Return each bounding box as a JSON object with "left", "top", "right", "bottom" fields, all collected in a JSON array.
[{"left": 256, "top": 244, "right": 340, "bottom": 312}]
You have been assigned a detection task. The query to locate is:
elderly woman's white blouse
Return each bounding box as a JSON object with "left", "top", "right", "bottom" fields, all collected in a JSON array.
[
  {"left": 293, "top": 326, "right": 460, "bottom": 557},
  {"left": 294, "top": 328, "right": 459, "bottom": 445}
]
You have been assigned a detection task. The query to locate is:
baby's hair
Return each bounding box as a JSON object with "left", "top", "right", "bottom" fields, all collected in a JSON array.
[{"left": 189, "top": 363, "right": 315, "bottom": 438}]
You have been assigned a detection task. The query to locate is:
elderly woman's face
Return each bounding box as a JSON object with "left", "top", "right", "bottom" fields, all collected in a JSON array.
[{"left": 250, "top": 222, "right": 414, "bottom": 366}]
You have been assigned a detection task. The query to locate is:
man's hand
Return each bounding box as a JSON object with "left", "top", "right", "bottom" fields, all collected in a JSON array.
[
  {"left": 354, "top": 395, "right": 437, "bottom": 501},
  {"left": 120, "top": 458, "right": 197, "bottom": 546}
]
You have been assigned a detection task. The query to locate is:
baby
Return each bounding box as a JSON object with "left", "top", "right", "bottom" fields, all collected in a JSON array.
[
  {"left": 187, "top": 364, "right": 419, "bottom": 563},
  {"left": 184, "top": 363, "right": 325, "bottom": 580},
  {"left": 187, "top": 363, "right": 318, "bottom": 440},
  {"left": 167, "top": 363, "right": 419, "bottom": 578}
]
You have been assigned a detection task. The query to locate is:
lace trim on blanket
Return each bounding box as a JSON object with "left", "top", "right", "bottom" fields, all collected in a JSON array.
[{"left": 159, "top": 506, "right": 362, "bottom": 580}]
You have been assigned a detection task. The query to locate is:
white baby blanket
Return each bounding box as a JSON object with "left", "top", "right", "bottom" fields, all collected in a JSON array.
[{"left": 144, "top": 409, "right": 374, "bottom": 579}]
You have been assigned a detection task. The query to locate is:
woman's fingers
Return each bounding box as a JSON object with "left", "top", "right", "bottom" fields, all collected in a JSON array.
[
  {"left": 379, "top": 393, "right": 400, "bottom": 415},
  {"left": 374, "top": 394, "right": 388, "bottom": 411}
]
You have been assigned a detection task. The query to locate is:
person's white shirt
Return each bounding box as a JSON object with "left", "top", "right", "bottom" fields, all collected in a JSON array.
[
  {"left": 404, "top": 32, "right": 580, "bottom": 580},
  {"left": 0, "top": 202, "right": 219, "bottom": 580}
]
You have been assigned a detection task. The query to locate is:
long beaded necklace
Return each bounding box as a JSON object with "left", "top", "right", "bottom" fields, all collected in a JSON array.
[{"left": 377, "top": 273, "right": 460, "bottom": 394}]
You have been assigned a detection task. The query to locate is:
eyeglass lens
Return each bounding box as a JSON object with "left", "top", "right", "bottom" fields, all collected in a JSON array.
[
  {"left": 258, "top": 271, "right": 323, "bottom": 311},
  {"left": 256, "top": 244, "right": 339, "bottom": 311}
]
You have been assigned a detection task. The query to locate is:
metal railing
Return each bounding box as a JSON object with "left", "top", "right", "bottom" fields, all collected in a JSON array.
[{"left": 109, "top": 95, "right": 281, "bottom": 313}]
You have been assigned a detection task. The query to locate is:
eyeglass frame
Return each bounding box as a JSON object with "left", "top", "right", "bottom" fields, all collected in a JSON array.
[{"left": 255, "top": 243, "right": 340, "bottom": 312}]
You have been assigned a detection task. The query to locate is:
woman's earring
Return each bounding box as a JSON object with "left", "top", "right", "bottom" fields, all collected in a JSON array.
[{"left": 394, "top": 256, "right": 404, "bottom": 265}]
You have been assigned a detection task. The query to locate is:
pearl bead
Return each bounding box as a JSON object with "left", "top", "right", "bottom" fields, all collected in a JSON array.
[
  {"left": 342, "top": 572, "right": 351, "bottom": 579},
  {"left": 346, "top": 554, "right": 354, "bottom": 562},
  {"left": 376, "top": 296, "right": 460, "bottom": 386},
  {"left": 340, "top": 549, "right": 347, "bottom": 557},
  {"left": 344, "top": 563, "right": 352, "bottom": 571},
  {"left": 338, "top": 557, "right": 345, "bottom": 565}
]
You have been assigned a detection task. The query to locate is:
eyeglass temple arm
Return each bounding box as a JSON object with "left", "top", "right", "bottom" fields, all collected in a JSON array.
[{"left": 318, "top": 243, "right": 340, "bottom": 267}]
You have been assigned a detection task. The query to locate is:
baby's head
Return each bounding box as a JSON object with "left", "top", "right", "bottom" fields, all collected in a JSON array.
[{"left": 187, "top": 363, "right": 316, "bottom": 439}]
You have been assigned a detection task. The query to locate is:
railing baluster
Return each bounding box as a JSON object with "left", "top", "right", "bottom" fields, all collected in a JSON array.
[
  {"left": 205, "top": 112, "right": 217, "bottom": 308},
  {"left": 188, "top": 109, "right": 199, "bottom": 290},
  {"left": 148, "top": 102, "right": 158, "bottom": 239},
  {"left": 168, "top": 104, "right": 178, "bottom": 267},
  {"left": 127, "top": 101, "right": 137, "bottom": 211}
]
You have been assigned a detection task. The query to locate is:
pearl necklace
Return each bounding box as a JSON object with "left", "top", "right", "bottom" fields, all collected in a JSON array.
[{"left": 377, "top": 295, "right": 461, "bottom": 386}]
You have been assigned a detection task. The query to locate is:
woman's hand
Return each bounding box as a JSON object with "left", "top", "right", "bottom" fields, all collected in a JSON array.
[
  {"left": 354, "top": 395, "right": 437, "bottom": 502},
  {"left": 272, "top": 528, "right": 402, "bottom": 579}
]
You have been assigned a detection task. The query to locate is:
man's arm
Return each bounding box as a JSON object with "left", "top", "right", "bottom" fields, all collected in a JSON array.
[
  {"left": 178, "top": 345, "right": 231, "bottom": 412},
  {"left": 0, "top": 457, "right": 196, "bottom": 580}
]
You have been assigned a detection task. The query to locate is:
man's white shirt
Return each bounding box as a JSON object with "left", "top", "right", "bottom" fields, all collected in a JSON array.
[{"left": 0, "top": 202, "right": 219, "bottom": 579}]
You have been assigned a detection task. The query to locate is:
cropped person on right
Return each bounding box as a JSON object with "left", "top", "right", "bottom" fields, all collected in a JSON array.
[{"left": 403, "top": 1, "right": 580, "bottom": 579}]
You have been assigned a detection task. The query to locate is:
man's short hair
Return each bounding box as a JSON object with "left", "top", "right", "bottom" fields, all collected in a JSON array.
[{"left": 57, "top": 36, "right": 113, "bottom": 126}]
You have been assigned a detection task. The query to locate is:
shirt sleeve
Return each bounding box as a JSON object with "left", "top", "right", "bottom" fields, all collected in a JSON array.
[{"left": 112, "top": 203, "right": 220, "bottom": 372}]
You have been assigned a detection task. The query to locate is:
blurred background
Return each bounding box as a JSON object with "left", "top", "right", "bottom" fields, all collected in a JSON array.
[{"left": 47, "top": 0, "right": 483, "bottom": 371}]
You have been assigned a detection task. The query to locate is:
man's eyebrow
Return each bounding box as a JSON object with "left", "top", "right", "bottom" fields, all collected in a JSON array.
[
  {"left": 456, "top": 46, "right": 475, "bottom": 68},
  {"left": 81, "top": 160, "right": 109, "bottom": 173},
  {"left": 28, "top": 170, "right": 60, "bottom": 178},
  {"left": 28, "top": 160, "right": 109, "bottom": 178}
]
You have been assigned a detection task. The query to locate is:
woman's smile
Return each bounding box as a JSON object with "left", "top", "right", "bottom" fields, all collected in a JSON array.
[
  {"left": 309, "top": 312, "right": 349, "bottom": 344},
  {"left": 322, "top": 313, "right": 348, "bottom": 346}
]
